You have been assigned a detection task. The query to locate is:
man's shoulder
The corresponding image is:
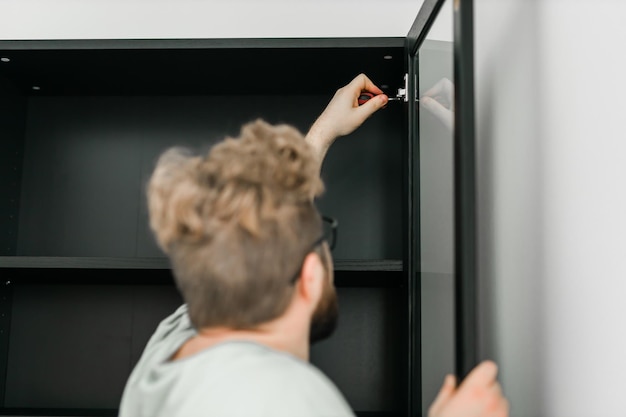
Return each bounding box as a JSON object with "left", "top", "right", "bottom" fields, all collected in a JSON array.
[
  {"left": 184, "top": 342, "right": 355, "bottom": 416},
  {"left": 193, "top": 340, "right": 330, "bottom": 386},
  {"left": 123, "top": 331, "right": 355, "bottom": 417}
]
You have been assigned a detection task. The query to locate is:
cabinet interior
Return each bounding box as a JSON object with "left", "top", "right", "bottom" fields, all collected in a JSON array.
[{"left": 0, "top": 38, "right": 409, "bottom": 417}]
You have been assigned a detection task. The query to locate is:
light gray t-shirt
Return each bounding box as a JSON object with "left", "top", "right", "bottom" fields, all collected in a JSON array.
[{"left": 119, "top": 304, "right": 355, "bottom": 417}]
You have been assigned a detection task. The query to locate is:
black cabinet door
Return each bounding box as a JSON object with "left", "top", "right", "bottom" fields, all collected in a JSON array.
[{"left": 405, "top": 0, "right": 477, "bottom": 415}]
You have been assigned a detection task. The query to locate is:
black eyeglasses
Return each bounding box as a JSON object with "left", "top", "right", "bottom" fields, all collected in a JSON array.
[{"left": 288, "top": 215, "right": 338, "bottom": 285}]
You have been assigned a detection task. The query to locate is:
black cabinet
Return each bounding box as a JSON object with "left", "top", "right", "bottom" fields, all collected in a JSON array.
[
  {"left": 0, "top": 38, "right": 409, "bottom": 417},
  {"left": 0, "top": 0, "right": 476, "bottom": 415}
]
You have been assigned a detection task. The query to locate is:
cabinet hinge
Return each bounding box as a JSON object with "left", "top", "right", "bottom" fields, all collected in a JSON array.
[{"left": 389, "top": 73, "right": 408, "bottom": 102}]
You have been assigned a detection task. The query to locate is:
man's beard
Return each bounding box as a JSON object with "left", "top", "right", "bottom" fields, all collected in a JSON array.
[{"left": 309, "top": 254, "right": 339, "bottom": 344}]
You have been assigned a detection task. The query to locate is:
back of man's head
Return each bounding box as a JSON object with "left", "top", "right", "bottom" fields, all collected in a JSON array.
[{"left": 147, "top": 119, "right": 325, "bottom": 330}]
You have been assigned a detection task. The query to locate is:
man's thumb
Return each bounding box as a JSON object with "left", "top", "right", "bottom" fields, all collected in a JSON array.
[
  {"left": 462, "top": 360, "right": 498, "bottom": 388},
  {"left": 357, "top": 93, "right": 387, "bottom": 118}
]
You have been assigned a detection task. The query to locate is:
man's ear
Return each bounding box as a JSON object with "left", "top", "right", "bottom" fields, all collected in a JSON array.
[{"left": 297, "top": 252, "right": 325, "bottom": 307}]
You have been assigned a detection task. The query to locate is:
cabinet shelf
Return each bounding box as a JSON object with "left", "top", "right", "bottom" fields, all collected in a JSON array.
[
  {"left": 0, "top": 256, "right": 402, "bottom": 271},
  {"left": 0, "top": 408, "right": 402, "bottom": 417},
  {"left": 0, "top": 257, "right": 403, "bottom": 288}
]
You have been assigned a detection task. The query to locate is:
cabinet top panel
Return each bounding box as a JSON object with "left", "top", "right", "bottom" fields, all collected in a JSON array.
[{"left": 0, "top": 38, "right": 405, "bottom": 96}]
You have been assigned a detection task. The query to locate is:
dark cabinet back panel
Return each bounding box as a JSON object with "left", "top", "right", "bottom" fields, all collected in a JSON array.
[
  {"left": 311, "top": 286, "right": 405, "bottom": 412},
  {"left": 5, "top": 284, "right": 183, "bottom": 409},
  {"left": 15, "top": 95, "right": 404, "bottom": 260},
  {"left": 0, "top": 77, "right": 27, "bottom": 256},
  {"left": 5, "top": 283, "right": 404, "bottom": 413}
]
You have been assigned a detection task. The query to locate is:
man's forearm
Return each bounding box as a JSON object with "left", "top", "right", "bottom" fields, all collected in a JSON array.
[{"left": 304, "top": 122, "right": 334, "bottom": 174}]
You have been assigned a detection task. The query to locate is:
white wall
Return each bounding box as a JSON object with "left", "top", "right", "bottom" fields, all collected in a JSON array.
[
  {"left": 475, "top": 0, "right": 626, "bottom": 416},
  {"left": 0, "top": 0, "right": 454, "bottom": 41},
  {"left": 0, "top": 0, "right": 420, "bottom": 39}
]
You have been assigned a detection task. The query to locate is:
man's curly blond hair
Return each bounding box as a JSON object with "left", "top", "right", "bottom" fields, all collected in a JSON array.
[{"left": 147, "top": 119, "right": 325, "bottom": 330}]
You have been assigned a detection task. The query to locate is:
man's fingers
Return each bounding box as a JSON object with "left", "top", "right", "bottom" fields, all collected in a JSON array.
[
  {"left": 428, "top": 374, "right": 456, "bottom": 417},
  {"left": 349, "top": 73, "right": 384, "bottom": 96},
  {"left": 500, "top": 397, "right": 511, "bottom": 417},
  {"left": 461, "top": 360, "right": 499, "bottom": 388},
  {"left": 355, "top": 93, "right": 387, "bottom": 120},
  {"left": 486, "top": 394, "right": 509, "bottom": 417}
]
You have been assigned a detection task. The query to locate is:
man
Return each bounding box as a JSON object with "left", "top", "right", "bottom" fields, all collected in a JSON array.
[{"left": 119, "top": 74, "right": 509, "bottom": 417}]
